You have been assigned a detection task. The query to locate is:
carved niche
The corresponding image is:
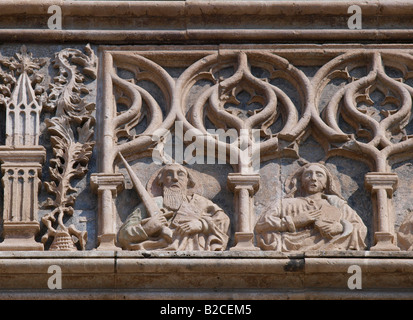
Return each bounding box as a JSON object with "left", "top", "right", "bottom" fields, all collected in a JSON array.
[
  {"left": 94, "top": 48, "right": 310, "bottom": 251},
  {"left": 255, "top": 162, "right": 367, "bottom": 252}
]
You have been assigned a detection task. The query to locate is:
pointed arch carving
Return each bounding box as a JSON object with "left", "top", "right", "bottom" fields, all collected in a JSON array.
[{"left": 94, "top": 46, "right": 413, "bottom": 252}]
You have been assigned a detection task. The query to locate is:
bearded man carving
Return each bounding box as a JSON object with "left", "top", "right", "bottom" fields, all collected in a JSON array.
[{"left": 118, "top": 164, "right": 230, "bottom": 251}]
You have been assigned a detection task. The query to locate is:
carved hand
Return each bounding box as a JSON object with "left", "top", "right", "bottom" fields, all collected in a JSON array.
[
  {"left": 175, "top": 219, "right": 203, "bottom": 236},
  {"left": 142, "top": 214, "right": 169, "bottom": 236},
  {"left": 292, "top": 209, "right": 321, "bottom": 229},
  {"left": 315, "top": 220, "right": 343, "bottom": 239}
]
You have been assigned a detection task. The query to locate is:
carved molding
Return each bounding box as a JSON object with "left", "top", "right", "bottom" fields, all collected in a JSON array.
[{"left": 0, "top": 1, "right": 412, "bottom": 43}]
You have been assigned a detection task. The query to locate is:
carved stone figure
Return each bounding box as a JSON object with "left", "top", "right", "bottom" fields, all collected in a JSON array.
[
  {"left": 397, "top": 211, "right": 413, "bottom": 251},
  {"left": 255, "top": 163, "right": 367, "bottom": 252},
  {"left": 118, "top": 163, "right": 230, "bottom": 251}
]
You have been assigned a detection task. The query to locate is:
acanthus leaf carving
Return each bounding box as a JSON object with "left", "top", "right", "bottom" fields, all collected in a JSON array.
[
  {"left": 45, "top": 43, "right": 97, "bottom": 123},
  {"left": 42, "top": 116, "right": 93, "bottom": 251},
  {"left": 41, "top": 45, "right": 96, "bottom": 251}
]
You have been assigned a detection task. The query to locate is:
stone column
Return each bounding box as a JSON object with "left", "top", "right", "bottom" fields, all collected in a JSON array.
[
  {"left": 227, "top": 173, "right": 260, "bottom": 251},
  {"left": 0, "top": 147, "right": 45, "bottom": 250},
  {"left": 0, "top": 50, "right": 46, "bottom": 250},
  {"left": 365, "top": 172, "right": 400, "bottom": 251},
  {"left": 91, "top": 173, "right": 125, "bottom": 250}
]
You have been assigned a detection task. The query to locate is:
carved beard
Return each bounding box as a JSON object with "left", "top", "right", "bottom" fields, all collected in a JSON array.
[{"left": 163, "top": 186, "right": 186, "bottom": 211}]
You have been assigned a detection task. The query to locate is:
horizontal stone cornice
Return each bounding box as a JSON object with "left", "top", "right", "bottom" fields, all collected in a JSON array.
[
  {"left": 0, "top": 251, "right": 412, "bottom": 299},
  {"left": 1, "top": 0, "right": 412, "bottom": 43}
]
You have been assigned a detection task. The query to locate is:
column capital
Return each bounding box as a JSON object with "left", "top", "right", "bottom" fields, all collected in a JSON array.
[
  {"left": 364, "top": 172, "right": 398, "bottom": 197},
  {"left": 0, "top": 146, "right": 46, "bottom": 164},
  {"left": 227, "top": 173, "right": 260, "bottom": 195},
  {"left": 90, "top": 173, "right": 125, "bottom": 195}
]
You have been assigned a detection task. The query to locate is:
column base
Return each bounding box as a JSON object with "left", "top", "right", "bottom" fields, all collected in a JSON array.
[
  {"left": 97, "top": 233, "right": 121, "bottom": 251},
  {"left": 0, "top": 222, "right": 43, "bottom": 251},
  {"left": 230, "top": 232, "right": 260, "bottom": 251},
  {"left": 370, "top": 232, "right": 400, "bottom": 251},
  {"left": 0, "top": 238, "right": 44, "bottom": 251}
]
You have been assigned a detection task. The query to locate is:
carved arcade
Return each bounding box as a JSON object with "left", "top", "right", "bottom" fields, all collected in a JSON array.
[{"left": 100, "top": 48, "right": 413, "bottom": 252}]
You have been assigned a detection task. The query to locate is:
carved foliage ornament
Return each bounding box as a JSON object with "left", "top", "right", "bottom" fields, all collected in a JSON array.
[{"left": 41, "top": 45, "right": 97, "bottom": 251}]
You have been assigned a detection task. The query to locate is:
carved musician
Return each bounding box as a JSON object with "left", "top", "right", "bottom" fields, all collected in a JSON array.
[{"left": 255, "top": 163, "right": 367, "bottom": 252}]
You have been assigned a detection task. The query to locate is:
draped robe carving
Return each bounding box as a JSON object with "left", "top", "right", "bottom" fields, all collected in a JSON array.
[{"left": 255, "top": 163, "right": 367, "bottom": 252}]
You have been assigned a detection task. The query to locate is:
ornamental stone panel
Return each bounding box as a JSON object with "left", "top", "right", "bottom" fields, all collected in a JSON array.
[{"left": 0, "top": 0, "right": 412, "bottom": 300}]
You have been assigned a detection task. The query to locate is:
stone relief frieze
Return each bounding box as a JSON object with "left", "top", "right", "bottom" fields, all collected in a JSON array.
[
  {"left": 94, "top": 47, "right": 413, "bottom": 253},
  {"left": 2, "top": 45, "right": 413, "bottom": 253}
]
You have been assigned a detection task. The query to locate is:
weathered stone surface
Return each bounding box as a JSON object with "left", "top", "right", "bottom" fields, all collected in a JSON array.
[{"left": 0, "top": 0, "right": 412, "bottom": 300}]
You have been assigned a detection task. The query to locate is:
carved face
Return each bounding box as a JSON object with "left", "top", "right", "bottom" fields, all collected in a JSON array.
[
  {"left": 301, "top": 164, "right": 328, "bottom": 195},
  {"left": 160, "top": 164, "right": 189, "bottom": 191}
]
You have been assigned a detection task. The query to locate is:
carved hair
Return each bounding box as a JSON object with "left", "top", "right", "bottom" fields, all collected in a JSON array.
[
  {"left": 285, "top": 163, "right": 343, "bottom": 199},
  {"left": 146, "top": 164, "right": 198, "bottom": 197},
  {"left": 156, "top": 164, "right": 196, "bottom": 189}
]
